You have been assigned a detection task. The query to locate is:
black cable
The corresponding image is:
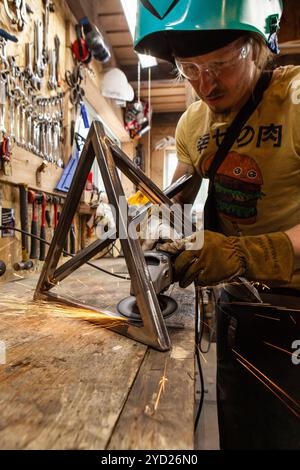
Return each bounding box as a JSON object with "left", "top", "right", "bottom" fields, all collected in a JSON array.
[
  {"left": 0, "top": 225, "right": 130, "bottom": 281},
  {"left": 199, "top": 288, "right": 214, "bottom": 354},
  {"left": 194, "top": 283, "right": 205, "bottom": 430},
  {"left": 196, "top": 287, "right": 216, "bottom": 354},
  {"left": 107, "top": 239, "right": 121, "bottom": 257}
]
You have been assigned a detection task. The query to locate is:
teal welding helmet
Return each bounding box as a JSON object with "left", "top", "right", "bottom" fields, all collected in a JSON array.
[{"left": 134, "top": 0, "right": 283, "bottom": 62}]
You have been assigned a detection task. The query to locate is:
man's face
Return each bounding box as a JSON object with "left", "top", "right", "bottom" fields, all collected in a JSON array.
[{"left": 175, "top": 39, "right": 257, "bottom": 113}]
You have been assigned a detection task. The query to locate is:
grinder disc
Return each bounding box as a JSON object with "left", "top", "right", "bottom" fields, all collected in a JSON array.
[{"left": 117, "top": 294, "right": 178, "bottom": 321}]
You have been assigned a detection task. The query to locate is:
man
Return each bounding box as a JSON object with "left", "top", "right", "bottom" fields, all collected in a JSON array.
[{"left": 134, "top": 0, "right": 300, "bottom": 449}]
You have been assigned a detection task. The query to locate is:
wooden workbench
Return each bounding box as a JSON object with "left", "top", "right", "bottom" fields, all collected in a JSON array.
[{"left": 0, "top": 259, "right": 195, "bottom": 450}]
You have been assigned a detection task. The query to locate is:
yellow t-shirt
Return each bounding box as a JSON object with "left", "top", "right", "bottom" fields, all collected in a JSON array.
[{"left": 176, "top": 65, "right": 300, "bottom": 289}]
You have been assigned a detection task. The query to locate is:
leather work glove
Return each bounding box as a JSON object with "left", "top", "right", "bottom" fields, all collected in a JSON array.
[{"left": 159, "top": 231, "right": 294, "bottom": 288}]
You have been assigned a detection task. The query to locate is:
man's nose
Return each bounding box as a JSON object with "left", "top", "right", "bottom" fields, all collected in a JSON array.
[{"left": 197, "top": 70, "right": 217, "bottom": 96}]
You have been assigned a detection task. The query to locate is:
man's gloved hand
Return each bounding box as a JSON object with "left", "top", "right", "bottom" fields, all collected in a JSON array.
[{"left": 159, "top": 231, "right": 294, "bottom": 288}]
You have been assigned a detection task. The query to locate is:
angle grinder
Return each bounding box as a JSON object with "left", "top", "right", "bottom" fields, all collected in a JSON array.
[{"left": 117, "top": 251, "right": 177, "bottom": 321}]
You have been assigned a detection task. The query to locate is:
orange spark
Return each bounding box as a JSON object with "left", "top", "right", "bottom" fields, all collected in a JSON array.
[
  {"left": 154, "top": 359, "right": 168, "bottom": 411},
  {"left": 196, "top": 344, "right": 207, "bottom": 364},
  {"left": 236, "top": 359, "right": 300, "bottom": 418},
  {"left": 233, "top": 349, "right": 300, "bottom": 418},
  {"left": 255, "top": 313, "right": 280, "bottom": 321},
  {"left": 263, "top": 341, "right": 294, "bottom": 357}
]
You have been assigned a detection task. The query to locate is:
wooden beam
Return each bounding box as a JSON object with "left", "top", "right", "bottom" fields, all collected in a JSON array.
[
  {"left": 150, "top": 97, "right": 186, "bottom": 104},
  {"left": 107, "top": 31, "right": 132, "bottom": 47},
  {"left": 98, "top": 13, "right": 128, "bottom": 32},
  {"left": 122, "top": 62, "right": 177, "bottom": 82},
  {"left": 153, "top": 104, "right": 186, "bottom": 113},
  {"left": 94, "top": 0, "right": 123, "bottom": 14},
  {"left": 140, "top": 88, "right": 186, "bottom": 98},
  {"left": 114, "top": 46, "right": 137, "bottom": 61}
]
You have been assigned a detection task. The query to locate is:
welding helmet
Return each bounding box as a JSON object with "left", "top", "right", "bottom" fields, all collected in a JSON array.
[{"left": 134, "top": 0, "right": 283, "bottom": 62}]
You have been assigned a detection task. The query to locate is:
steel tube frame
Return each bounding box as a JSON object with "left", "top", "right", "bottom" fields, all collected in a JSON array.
[{"left": 34, "top": 121, "right": 194, "bottom": 351}]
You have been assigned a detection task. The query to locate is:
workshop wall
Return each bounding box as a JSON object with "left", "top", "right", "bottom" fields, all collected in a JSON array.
[
  {"left": 144, "top": 113, "right": 181, "bottom": 189},
  {"left": 0, "top": 0, "right": 133, "bottom": 283}
]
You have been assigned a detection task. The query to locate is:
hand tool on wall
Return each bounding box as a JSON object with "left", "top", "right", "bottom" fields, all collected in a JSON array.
[
  {"left": 72, "top": 24, "right": 91, "bottom": 64},
  {"left": 45, "top": 195, "right": 53, "bottom": 238},
  {"left": 53, "top": 196, "right": 59, "bottom": 229},
  {"left": 65, "top": 65, "right": 85, "bottom": 113},
  {"left": 34, "top": 20, "right": 45, "bottom": 78},
  {"left": 0, "top": 29, "right": 18, "bottom": 43},
  {"left": 28, "top": 190, "right": 38, "bottom": 259},
  {"left": 14, "top": 259, "right": 33, "bottom": 271},
  {"left": 38, "top": 192, "right": 46, "bottom": 261},
  {"left": 1, "top": 207, "right": 15, "bottom": 237},
  {"left": 57, "top": 207, "right": 69, "bottom": 257},
  {"left": 8, "top": 87, "right": 15, "bottom": 141},
  {"left": 0, "top": 71, "right": 8, "bottom": 135},
  {"left": 25, "top": 42, "right": 42, "bottom": 90},
  {"left": 0, "top": 136, "right": 12, "bottom": 176},
  {"left": 54, "top": 35, "right": 61, "bottom": 87},
  {"left": 3, "top": 0, "right": 27, "bottom": 31},
  {"left": 48, "top": 49, "right": 57, "bottom": 90},
  {"left": 18, "top": 184, "right": 29, "bottom": 262},
  {"left": 45, "top": 209, "right": 51, "bottom": 229},
  {"left": 81, "top": 17, "right": 111, "bottom": 63},
  {"left": 43, "top": 0, "right": 55, "bottom": 66},
  {"left": 55, "top": 148, "right": 80, "bottom": 192}
]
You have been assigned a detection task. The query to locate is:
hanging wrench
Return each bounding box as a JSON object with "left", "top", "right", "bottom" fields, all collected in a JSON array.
[
  {"left": 56, "top": 120, "right": 64, "bottom": 168},
  {"left": 43, "top": 0, "right": 55, "bottom": 65},
  {"left": 3, "top": 0, "right": 26, "bottom": 31},
  {"left": 54, "top": 35, "right": 61, "bottom": 87},
  {"left": 0, "top": 38, "right": 9, "bottom": 71},
  {"left": 0, "top": 73, "right": 7, "bottom": 134},
  {"left": 14, "top": 93, "right": 21, "bottom": 144},
  {"left": 15, "top": 0, "right": 27, "bottom": 31},
  {"left": 8, "top": 89, "right": 15, "bottom": 140},
  {"left": 48, "top": 49, "right": 57, "bottom": 90},
  {"left": 24, "top": 42, "right": 33, "bottom": 79},
  {"left": 34, "top": 20, "right": 44, "bottom": 78}
]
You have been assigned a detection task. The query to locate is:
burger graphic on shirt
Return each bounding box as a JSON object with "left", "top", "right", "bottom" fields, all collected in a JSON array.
[{"left": 203, "top": 151, "right": 265, "bottom": 225}]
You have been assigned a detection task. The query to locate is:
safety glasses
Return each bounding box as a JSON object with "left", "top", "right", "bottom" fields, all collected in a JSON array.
[{"left": 175, "top": 42, "right": 251, "bottom": 81}]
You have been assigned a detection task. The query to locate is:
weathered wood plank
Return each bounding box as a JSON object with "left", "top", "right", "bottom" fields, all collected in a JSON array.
[
  {"left": 107, "top": 31, "right": 133, "bottom": 47},
  {"left": 108, "top": 290, "right": 195, "bottom": 450},
  {"left": 0, "top": 265, "right": 146, "bottom": 449},
  {"left": 0, "top": 264, "right": 196, "bottom": 450}
]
